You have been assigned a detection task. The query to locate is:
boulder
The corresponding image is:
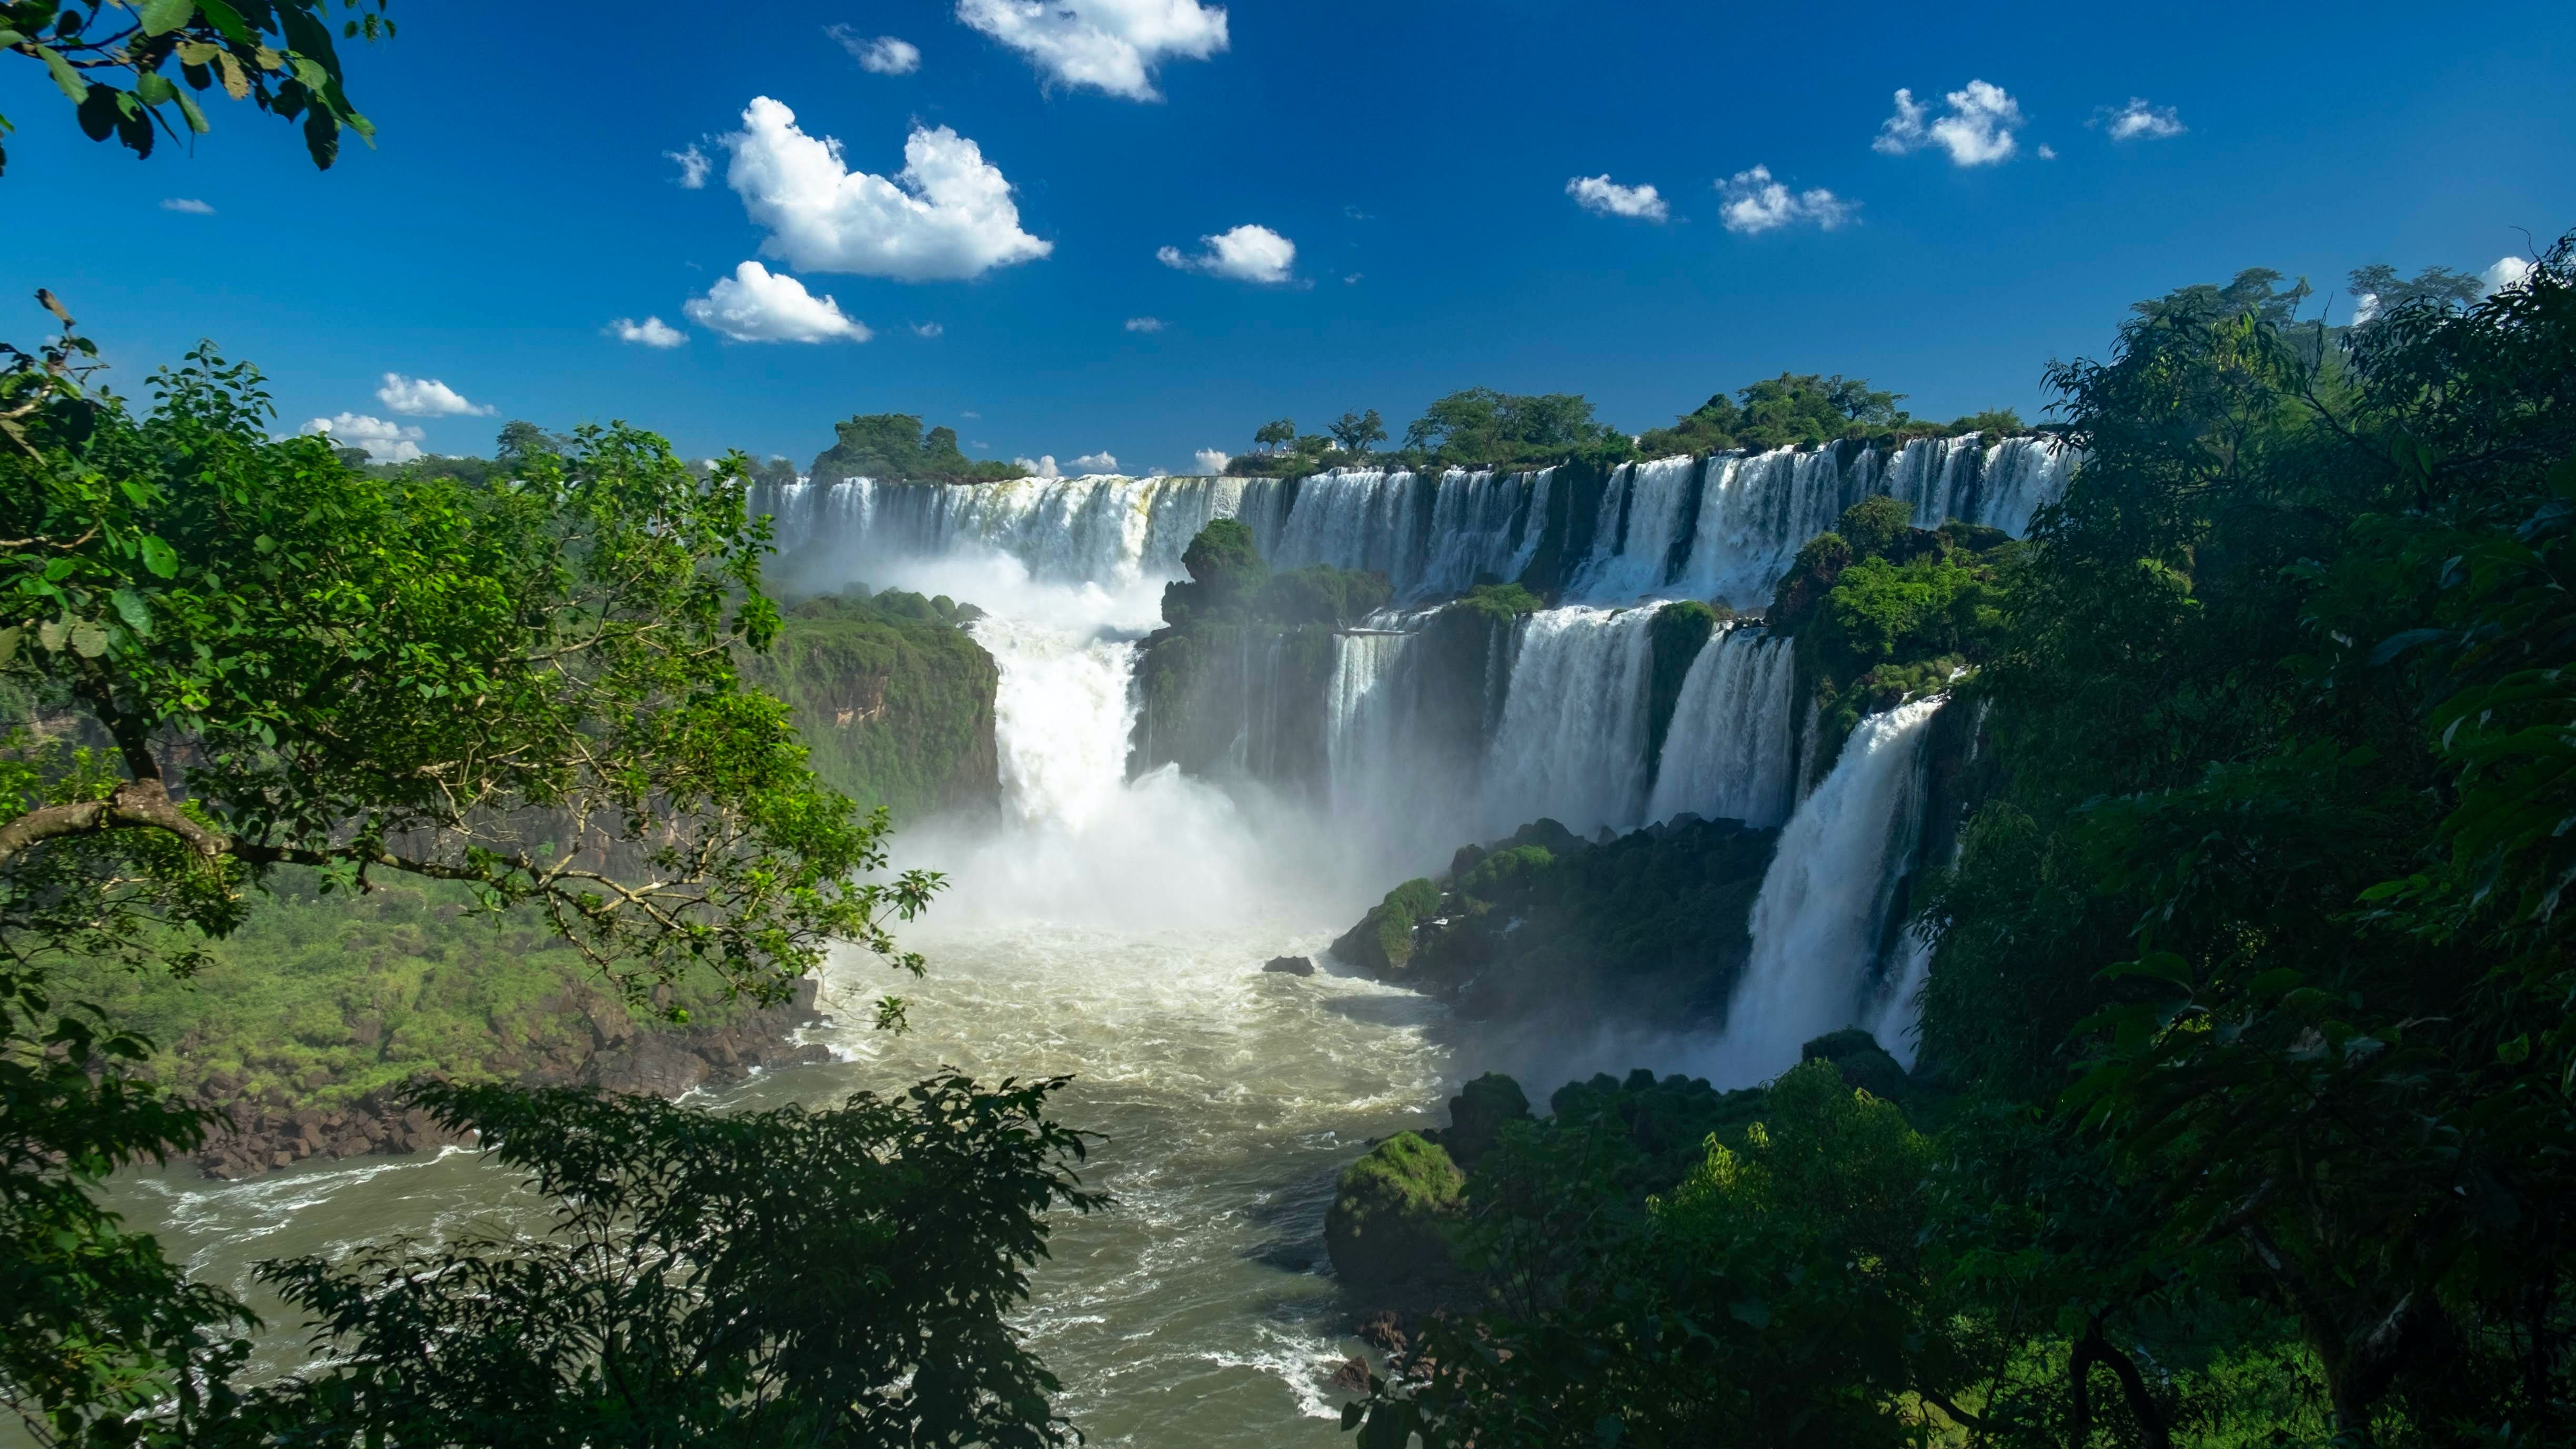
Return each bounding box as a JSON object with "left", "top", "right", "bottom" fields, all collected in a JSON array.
[
  {"left": 1427, "top": 1072, "right": 1530, "bottom": 1168},
  {"left": 1262, "top": 954, "right": 1315, "bottom": 977},
  {"left": 1325, "top": 1133, "right": 1466, "bottom": 1307}
]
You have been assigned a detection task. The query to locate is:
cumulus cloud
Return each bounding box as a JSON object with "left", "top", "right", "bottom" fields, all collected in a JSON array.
[
  {"left": 683, "top": 261, "right": 872, "bottom": 343},
  {"left": 1124, "top": 316, "right": 1165, "bottom": 332},
  {"left": 1069, "top": 450, "right": 1119, "bottom": 472},
  {"left": 2037, "top": 143, "right": 2059, "bottom": 160},
  {"left": 2098, "top": 98, "right": 2185, "bottom": 141},
  {"left": 1716, "top": 166, "right": 1855, "bottom": 235},
  {"left": 1157, "top": 224, "right": 1295, "bottom": 284},
  {"left": 667, "top": 144, "right": 711, "bottom": 188},
  {"left": 1015, "top": 454, "right": 1061, "bottom": 478},
  {"left": 161, "top": 198, "right": 214, "bottom": 215},
  {"left": 829, "top": 26, "right": 921, "bottom": 74},
  {"left": 719, "top": 97, "right": 1050, "bottom": 284},
  {"left": 1565, "top": 174, "right": 1668, "bottom": 222},
  {"left": 301, "top": 413, "right": 425, "bottom": 463},
  {"left": 1193, "top": 447, "right": 1230, "bottom": 474},
  {"left": 375, "top": 374, "right": 494, "bottom": 418},
  {"left": 1873, "top": 80, "right": 2024, "bottom": 166},
  {"left": 609, "top": 316, "right": 688, "bottom": 348},
  {"left": 2484, "top": 255, "right": 2534, "bottom": 295},
  {"left": 912, "top": 321, "right": 944, "bottom": 337},
  {"left": 958, "top": 0, "right": 1227, "bottom": 102}
]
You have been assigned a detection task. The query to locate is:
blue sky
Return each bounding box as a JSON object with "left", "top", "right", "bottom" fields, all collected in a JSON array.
[{"left": 6, "top": 0, "right": 2572, "bottom": 474}]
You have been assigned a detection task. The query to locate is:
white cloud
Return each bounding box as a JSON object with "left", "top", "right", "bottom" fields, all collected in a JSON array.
[
  {"left": 375, "top": 374, "right": 494, "bottom": 418},
  {"left": 301, "top": 413, "right": 424, "bottom": 463},
  {"left": 1124, "top": 316, "right": 1165, "bottom": 332},
  {"left": 1193, "top": 447, "right": 1230, "bottom": 474},
  {"left": 668, "top": 144, "right": 711, "bottom": 189},
  {"left": 1015, "top": 454, "right": 1061, "bottom": 478},
  {"left": 2037, "top": 143, "right": 2059, "bottom": 160},
  {"left": 1716, "top": 166, "right": 1855, "bottom": 235},
  {"left": 912, "top": 321, "right": 944, "bottom": 337},
  {"left": 957, "top": 0, "right": 1227, "bottom": 102},
  {"left": 1157, "top": 224, "right": 1295, "bottom": 284},
  {"left": 1069, "top": 450, "right": 1118, "bottom": 472},
  {"left": 161, "top": 197, "right": 214, "bottom": 215},
  {"left": 2484, "top": 255, "right": 2534, "bottom": 295},
  {"left": 829, "top": 26, "right": 921, "bottom": 74},
  {"left": 1564, "top": 174, "right": 1668, "bottom": 222},
  {"left": 2100, "top": 98, "right": 2185, "bottom": 141},
  {"left": 682, "top": 261, "right": 872, "bottom": 343},
  {"left": 720, "top": 97, "right": 1051, "bottom": 283},
  {"left": 2351, "top": 293, "right": 2381, "bottom": 327},
  {"left": 1874, "top": 80, "right": 2024, "bottom": 166},
  {"left": 1343, "top": 272, "right": 1362, "bottom": 285},
  {"left": 609, "top": 316, "right": 688, "bottom": 348}
]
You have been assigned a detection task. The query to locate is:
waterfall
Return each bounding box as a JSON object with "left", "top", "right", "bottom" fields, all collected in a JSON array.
[
  {"left": 1568, "top": 456, "right": 1702, "bottom": 602},
  {"left": 1418, "top": 468, "right": 1552, "bottom": 598},
  {"left": 766, "top": 474, "right": 1251, "bottom": 589},
  {"left": 1668, "top": 448, "right": 1856, "bottom": 609},
  {"left": 971, "top": 613, "right": 1141, "bottom": 831},
  {"left": 1263, "top": 469, "right": 1429, "bottom": 590},
  {"left": 1480, "top": 606, "right": 1664, "bottom": 838},
  {"left": 1643, "top": 626, "right": 1798, "bottom": 828},
  {"left": 1715, "top": 696, "right": 1944, "bottom": 1085}
]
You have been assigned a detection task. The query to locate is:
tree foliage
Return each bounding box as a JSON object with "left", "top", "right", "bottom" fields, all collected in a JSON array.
[
  {"left": 809, "top": 414, "right": 1025, "bottom": 485},
  {"left": 0, "top": 1, "right": 393, "bottom": 177}
]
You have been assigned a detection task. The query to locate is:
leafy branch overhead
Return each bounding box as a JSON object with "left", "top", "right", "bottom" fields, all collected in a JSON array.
[
  {"left": 0, "top": 0, "right": 393, "bottom": 176},
  {"left": 2, "top": 294, "right": 940, "bottom": 1016}
]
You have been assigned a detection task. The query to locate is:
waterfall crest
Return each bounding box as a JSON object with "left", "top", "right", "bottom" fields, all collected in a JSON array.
[
  {"left": 1715, "top": 695, "right": 1944, "bottom": 1085},
  {"left": 1567, "top": 456, "right": 1702, "bottom": 602},
  {"left": 1644, "top": 627, "right": 1798, "bottom": 828}
]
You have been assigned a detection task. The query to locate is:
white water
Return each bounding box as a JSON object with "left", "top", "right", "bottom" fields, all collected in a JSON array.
[
  {"left": 1480, "top": 606, "right": 1663, "bottom": 838},
  {"left": 1713, "top": 695, "right": 1944, "bottom": 1085},
  {"left": 1644, "top": 626, "right": 1799, "bottom": 828},
  {"left": 1567, "top": 456, "right": 1702, "bottom": 602}
]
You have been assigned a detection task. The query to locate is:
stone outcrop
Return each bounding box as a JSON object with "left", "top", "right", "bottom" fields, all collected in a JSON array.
[{"left": 190, "top": 979, "right": 832, "bottom": 1181}]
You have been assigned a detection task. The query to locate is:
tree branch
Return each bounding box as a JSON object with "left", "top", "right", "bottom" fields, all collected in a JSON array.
[{"left": 0, "top": 779, "right": 228, "bottom": 868}]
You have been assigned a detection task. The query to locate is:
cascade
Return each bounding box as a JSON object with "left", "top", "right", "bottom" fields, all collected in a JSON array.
[
  {"left": 1478, "top": 606, "right": 1663, "bottom": 839},
  {"left": 1643, "top": 627, "right": 1798, "bottom": 828},
  {"left": 1714, "top": 695, "right": 1944, "bottom": 1085},
  {"left": 1567, "top": 456, "right": 1703, "bottom": 602},
  {"left": 1417, "top": 468, "right": 1553, "bottom": 598},
  {"left": 765, "top": 474, "right": 1252, "bottom": 589},
  {"left": 972, "top": 613, "right": 1141, "bottom": 831},
  {"left": 1261, "top": 469, "right": 1430, "bottom": 590}
]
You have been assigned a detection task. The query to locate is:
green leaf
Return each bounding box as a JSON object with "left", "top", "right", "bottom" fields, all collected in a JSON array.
[
  {"left": 135, "top": 72, "right": 178, "bottom": 106},
  {"left": 140, "top": 535, "right": 179, "bottom": 578},
  {"left": 173, "top": 89, "right": 209, "bottom": 132},
  {"left": 1728, "top": 1298, "right": 1772, "bottom": 1327},
  {"left": 0, "top": 626, "right": 19, "bottom": 667},
  {"left": 139, "top": 0, "right": 198, "bottom": 35},
  {"left": 195, "top": 0, "right": 254, "bottom": 44},
  {"left": 110, "top": 588, "right": 153, "bottom": 637},
  {"left": 37, "top": 617, "right": 69, "bottom": 652},
  {"left": 35, "top": 45, "right": 90, "bottom": 103},
  {"left": 2500, "top": 1034, "right": 2532, "bottom": 1065},
  {"left": 69, "top": 620, "right": 108, "bottom": 658}
]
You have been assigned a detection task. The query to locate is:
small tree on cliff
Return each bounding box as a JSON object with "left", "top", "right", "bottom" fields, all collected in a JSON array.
[
  {"left": 1254, "top": 417, "right": 1296, "bottom": 453},
  {"left": 1330, "top": 408, "right": 1387, "bottom": 457},
  {"left": 1160, "top": 519, "right": 1270, "bottom": 627}
]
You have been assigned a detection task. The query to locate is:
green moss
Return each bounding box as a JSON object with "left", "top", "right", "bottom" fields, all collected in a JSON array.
[
  {"left": 1325, "top": 1132, "right": 1468, "bottom": 1301},
  {"left": 1453, "top": 581, "right": 1545, "bottom": 623},
  {"left": 1332, "top": 877, "right": 1442, "bottom": 973},
  {"left": 741, "top": 594, "right": 1000, "bottom": 820},
  {"left": 44, "top": 873, "right": 760, "bottom": 1110}
]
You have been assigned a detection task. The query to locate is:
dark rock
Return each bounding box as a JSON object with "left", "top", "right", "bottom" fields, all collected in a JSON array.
[
  {"left": 1329, "top": 1356, "right": 1371, "bottom": 1394},
  {"left": 1800, "top": 1028, "right": 1913, "bottom": 1102},
  {"left": 1326, "top": 1133, "right": 1466, "bottom": 1310},
  {"left": 1262, "top": 954, "right": 1315, "bottom": 977},
  {"left": 1425, "top": 1072, "right": 1530, "bottom": 1169}
]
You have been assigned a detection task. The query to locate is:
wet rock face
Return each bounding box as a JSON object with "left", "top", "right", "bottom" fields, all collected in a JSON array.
[
  {"left": 192, "top": 978, "right": 834, "bottom": 1181},
  {"left": 1262, "top": 954, "right": 1316, "bottom": 976}
]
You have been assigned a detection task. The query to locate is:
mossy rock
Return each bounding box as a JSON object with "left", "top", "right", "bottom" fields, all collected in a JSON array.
[
  {"left": 1326, "top": 1132, "right": 1466, "bottom": 1304},
  {"left": 1331, "top": 877, "right": 1441, "bottom": 974},
  {"left": 1800, "top": 1028, "right": 1913, "bottom": 1103},
  {"left": 1427, "top": 1072, "right": 1531, "bottom": 1168}
]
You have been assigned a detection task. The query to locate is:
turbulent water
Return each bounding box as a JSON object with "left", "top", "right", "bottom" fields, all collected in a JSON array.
[{"left": 105, "top": 445, "right": 2040, "bottom": 1443}]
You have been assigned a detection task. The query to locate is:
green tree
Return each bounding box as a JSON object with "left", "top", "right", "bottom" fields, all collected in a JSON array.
[
  {"left": 1329, "top": 407, "right": 1387, "bottom": 457},
  {"left": 232, "top": 1075, "right": 1101, "bottom": 1448},
  {"left": 0, "top": 1, "right": 393, "bottom": 176},
  {"left": 810, "top": 413, "right": 1025, "bottom": 485},
  {"left": 0, "top": 304, "right": 953, "bottom": 1438},
  {"left": 1401, "top": 388, "right": 1627, "bottom": 467},
  {"left": 1254, "top": 417, "right": 1295, "bottom": 452},
  {"left": 492, "top": 417, "right": 566, "bottom": 461}
]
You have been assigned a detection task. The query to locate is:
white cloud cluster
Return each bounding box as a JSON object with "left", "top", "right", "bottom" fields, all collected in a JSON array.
[
  {"left": 912, "top": 321, "right": 944, "bottom": 337},
  {"left": 668, "top": 144, "right": 711, "bottom": 189},
  {"left": 830, "top": 26, "right": 921, "bottom": 74},
  {"left": 2100, "top": 98, "right": 2185, "bottom": 141},
  {"left": 1193, "top": 447, "right": 1230, "bottom": 474},
  {"left": 1124, "top": 316, "right": 1165, "bottom": 332},
  {"left": 1069, "top": 450, "right": 1118, "bottom": 472},
  {"left": 609, "top": 316, "right": 687, "bottom": 348},
  {"left": 375, "top": 373, "right": 493, "bottom": 417},
  {"left": 161, "top": 198, "right": 214, "bottom": 215},
  {"left": 958, "top": 0, "right": 1227, "bottom": 102},
  {"left": 2485, "top": 255, "right": 2534, "bottom": 295},
  {"left": 302, "top": 413, "right": 425, "bottom": 463},
  {"left": 1015, "top": 454, "right": 1061, "bottom": 478},
  {"left": 1565, "top": 174, "right": 1668, "bottom": 222},
  {"left": 1157, "top": 224, "right": 1295, "bottom": 284},
  {"left": 721, "top": 98, "right": 1051, "bottom": 283},
  {"left": 683, "top": 261, "right": 872, "bottom": 343},
  {"left": 1874, "top": 80, "right": 2024, "bottom": 166},
  {"left": 1717, "top": 166, "right": 1854, "bottom": 235}
]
